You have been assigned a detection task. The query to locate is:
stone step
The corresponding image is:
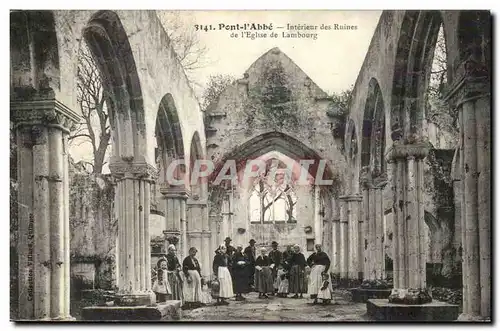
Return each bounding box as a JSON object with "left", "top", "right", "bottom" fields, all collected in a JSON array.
[{"left": 81, "top": 301, "right": 182, "bottom": 321}]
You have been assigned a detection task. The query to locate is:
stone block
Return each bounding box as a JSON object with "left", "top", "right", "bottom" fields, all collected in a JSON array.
[
  {"left": 366, "top": 299, "right": 459, "bottom": 321},
  {"left": 351, "top": 288, "right": 392, "bottom": 303},
  {"left": 81, "top": 301, "right": 182, "bottom": 321}
]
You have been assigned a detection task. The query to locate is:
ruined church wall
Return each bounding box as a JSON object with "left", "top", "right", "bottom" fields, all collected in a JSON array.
[{"left": 13, "top": 10, "right": 206, "bottom": 169}]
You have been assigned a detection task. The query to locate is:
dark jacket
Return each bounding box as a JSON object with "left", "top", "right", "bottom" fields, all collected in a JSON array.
[
  {"left": 244, "top": 245, "right": 257, "bottom": 265},
  {"left": 306, "top": 251, "right": 331, "bottom": 273},
  {"left": 269, "top": 249, "right": 283, "bottom": 268},
  {"left": 213, "top": 253, "right": 231, "bottom": 275},
  {"left": 182, "top": 256, "right": 201, "bottom": 277}
]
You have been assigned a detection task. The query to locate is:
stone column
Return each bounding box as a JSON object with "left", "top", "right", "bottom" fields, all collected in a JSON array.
[
  {"left": 360, "top": 167, "right": 387, "bottom": 281},
  {"left": 109, "top": 162, "right": 157, "bottom": 306},
  {"left": 339, "top": 194, "right": 363, "bottom": 282},
  {"left": 160, "top": 186, "right": 189, "bottom": 261},
  {"left": 12, "top": 95, "right": 79, "bottom": 320},
  {"left": 314, "top": 185, "right": 323, "bottom": 245},
  {"left": 331, "top": 218, "right": 340, "bottom": 277},
  {"left": 387, "top": 142, "right": 430, "bottom": 303},
  {"left": 373, "top": 177, "right": 388, "bottom": 280},
  {"left": 186, "top": 196, "right": 211, "bottom": 278},
  {"left": 338, "top": 199, "right": 348, "bottom": 280},
  {"left": 360, "top": 173, "right": 371, "bottom": 280},
  {"left": 444, "top": 60, "right": 490, "bottom": 320}
]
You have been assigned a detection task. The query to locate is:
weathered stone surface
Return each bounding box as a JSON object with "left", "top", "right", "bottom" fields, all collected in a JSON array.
[
  {"left": 351, "top": 288, "right": 392, "bottom": 303},
  {"left": 367, "top": 299, "right": 459, "bottom": 321},
  {"left": 81, "top": 301, "right": 181, "bottom": 321}
]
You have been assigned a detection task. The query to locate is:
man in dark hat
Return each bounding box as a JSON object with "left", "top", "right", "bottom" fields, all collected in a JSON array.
[
  {"left": 269, "top": 241, "right": 283, "bottom": 294},
  {"left": 244, "top": 239, "right": 257, "bottom": 289},
  {"left": 224, "top": 237, "right": 236, "bottom": 261}
]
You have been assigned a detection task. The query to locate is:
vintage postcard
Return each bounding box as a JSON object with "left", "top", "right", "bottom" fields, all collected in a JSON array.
[{"left": 9, "top": 9, "right": 491, "bottom": 322}]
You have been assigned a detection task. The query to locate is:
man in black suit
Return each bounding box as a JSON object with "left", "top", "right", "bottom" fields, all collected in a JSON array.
[
  {"left": 269, "top": 241, "right": 283, "bottom": 294},
  {"left": 224, "top": 237, "right": 236, "bottom": 261},
  {"left": 244, "top": 239, "right": 257, "bottom": 289}
]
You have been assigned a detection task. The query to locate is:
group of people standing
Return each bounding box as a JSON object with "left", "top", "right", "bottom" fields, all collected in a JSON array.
[
  {"left": 214, "top": 238, "right": 334, "bottom": 305},
  {"left": 152, "top": 239, "right": 334, "bottom": 309}
]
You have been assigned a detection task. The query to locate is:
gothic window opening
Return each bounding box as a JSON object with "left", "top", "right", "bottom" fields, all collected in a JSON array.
[{"left": 249, "top": 166, "right": 298, "bottom": 224}]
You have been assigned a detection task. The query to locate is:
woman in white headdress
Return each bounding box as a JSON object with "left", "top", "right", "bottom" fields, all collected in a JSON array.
[
  {"left": 182, "top": 247, "right": 203, "bottom": 308},
  {"left": 165, "top": 244, "right": 183, "bottom": 301},
  {"left": 212, "top": 245, "right": 234, "bottom": 305}
]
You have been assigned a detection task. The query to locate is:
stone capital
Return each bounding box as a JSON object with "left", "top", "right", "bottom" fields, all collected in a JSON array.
[
  {"left": 444, "top": 59, "right": 490, "bottom": 109},
  {"left": 11, "top": 94, "right": 80, "bottom": 134},
  {"left": 372, "top": 174, "right": 388, "bottom": 189},
  {"left": 359, "top": 166, "right": 373, "bottom": 188},
  {"left": 109, "top": 161, "right": 157, "bottom": 181},
  {"left": 159, "top": 185, "right": 190, "bottom": 200},
  {"left": 186, "top": 198, "right": 208, "bottom": 206},
  {"left": 387, "top": 142, "right": 429, "bottom": 161}
]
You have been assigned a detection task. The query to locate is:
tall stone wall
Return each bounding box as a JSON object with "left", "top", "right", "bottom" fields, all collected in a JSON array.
[{"left": 69, "top": 163, "right": 116, "bottom": 290}]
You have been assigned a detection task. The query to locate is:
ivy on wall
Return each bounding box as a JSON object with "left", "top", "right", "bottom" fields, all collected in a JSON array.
[{"left": 243, "top": 59, "right": 300, "bottom": 132}]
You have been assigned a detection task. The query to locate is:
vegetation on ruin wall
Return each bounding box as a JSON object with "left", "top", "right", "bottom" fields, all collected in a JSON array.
[{"left": 242, "top": 59, "right": 309, "bottom": 134}]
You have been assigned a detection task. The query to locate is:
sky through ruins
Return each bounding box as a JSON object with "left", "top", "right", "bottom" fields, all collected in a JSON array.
[{"left": 160, "top": 10, "right": 382, "bottom": 95}]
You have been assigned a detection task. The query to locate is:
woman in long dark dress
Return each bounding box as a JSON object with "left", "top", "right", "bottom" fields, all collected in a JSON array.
[
  {"left": 231, "top": 244, "right": 249, "bottom": 301},
  {"left": 182, "top": 247, "right": 203, "bottom": 309},
  {"left": 255, "top": 247, "right": 274, "bottom": 298},
  {"left": 289, "top": 244, "right": 306, "bottom": 298},
  {"left": 307, "top": 244, "right": 332, "bottom": 304},
  {"left": 166, "top": 244, "right": 183, "bottom": 301},
  {"left": 213, "top": 245, "right": 234, "bottom": 305}
]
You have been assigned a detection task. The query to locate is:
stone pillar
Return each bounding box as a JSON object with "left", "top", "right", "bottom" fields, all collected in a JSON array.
[
  {"left": 360, "top": 169, "right": 387, "bottom": 281},
  {"left": 387, "top": 142, "right": 430, "bottom": 303},
  {"left": 339, "top": 194, "right": 363, "bottom": 282},
  {"left": 109, "top": 161, "right": 157, "bottom": 306},
  {"left": 444, "top": 60, "right": 490, "bottom": 320},
  {"left": 373, "top": 177, "right": 387, "bottom": 280},
  {"left": 12, "top": 95, "right": 79, "bottom": 320},
  {"left": 186, "top": 196, "right": 211, "bottom": 278},
  {"left": 338, "top": 199, "right": 348, "bottom": 280},
  {"left": 331, "top": 218, "right": 340, "bottom": 277},
  {"left": 360, "top": 174, "right": 371, "bottom": 280},
  {"left": 160, "top": 186, "right": 189, "bottom": 261},
  {"left": 314, "top": 185, "right": 323, "bottom": 245}
]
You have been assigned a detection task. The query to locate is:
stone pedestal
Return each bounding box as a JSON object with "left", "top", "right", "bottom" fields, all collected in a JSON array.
[
  {"left": 367, "top": 299, "right": 459, "bottom": 321},
  {"left": 109, "top": 161, "right": 157, "bottom": 306},
  {"left": 12, "top": 94, "right": 80, "bottom": 320},
  {"left": 81, "top": 301, "right": 182, "bottom": 321},
  {"left": 160, "top": 186, "right": 189, "bottom": 260},
  {"left": 444, "top": 60, "right": 490, "bottom": 320},
  {"left": 351, "top": 288, "right": 392, "bottom": 303}
]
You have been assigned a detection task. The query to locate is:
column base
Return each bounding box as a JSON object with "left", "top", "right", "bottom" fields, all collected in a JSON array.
[
  {"left": 457, "top": 313, "right": 491, "bottom": 322},
  {"left": 351, "top": 288, "right": 392, "bottom": 303},
  {"left": 81, "top": 301, "right": 182, "bottom": 321},
  {"left": 115, "top": 291, "right": 155, "bottom": 306},
  {"left": 367, "top": 299, "right": 459, "bottom": 321}
]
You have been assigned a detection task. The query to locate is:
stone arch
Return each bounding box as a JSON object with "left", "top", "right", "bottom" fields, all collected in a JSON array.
[
  {"left": 361, "top": 78, "right": 386, "bottom": 178},
  {"left": 211, "top": 131, "right": 338, "bottom": 186},
  {"left": 155, "top": 94, "right": 186, "bottom": 186},
  {"left": 82, "top": 10, "right": 147, "bottom": 163},
  {"left": 189, "top": 130, "right": 205, "bottom": 198},
  {"left": 391, "top": 11, "right": 448, "bottom": 140},
  {"left": 345, "top": 118, "right": 358, "bottom": 165}
]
